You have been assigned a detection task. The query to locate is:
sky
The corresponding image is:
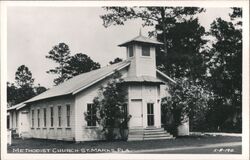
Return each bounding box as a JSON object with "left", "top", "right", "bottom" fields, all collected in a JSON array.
[{"left": 7, "top": 7, "right": 231, "bottom": 88}]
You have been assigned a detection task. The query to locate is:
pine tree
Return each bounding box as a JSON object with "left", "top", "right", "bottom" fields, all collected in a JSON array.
[
  {"left": 46, "top": 43, "right": 71, "bottom": 85},
  {"left": 101, "top": 7, "right": 204, "bottom": 56},
  {"left": 65, "top": 53, "right": 100, "bottom": 78},
  {"left": 13, "top": 65, "right": 36, "bottom": 104},
  {"left": 205, "top": 8, "right": 242, "bottom": 132},
  {"left": 15, "top": 65, "right": 34, "bottom": 88}
]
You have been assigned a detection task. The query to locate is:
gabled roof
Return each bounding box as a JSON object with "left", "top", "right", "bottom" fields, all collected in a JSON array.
[
  {"left": 25, "top": 60, "right": 131, "bottom": 103},
  {"left": 118, "top": 35, "right": 163, "bottom": 47}
]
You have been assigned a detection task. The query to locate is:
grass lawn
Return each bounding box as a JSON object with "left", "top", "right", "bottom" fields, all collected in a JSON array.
[{"left": 7, "top": 135, "right": 241, "bottom": 154}]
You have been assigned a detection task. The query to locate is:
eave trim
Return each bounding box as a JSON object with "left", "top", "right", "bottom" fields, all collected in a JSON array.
[{"left": 156, "top": 69, "right": 176, "bottom": 84}]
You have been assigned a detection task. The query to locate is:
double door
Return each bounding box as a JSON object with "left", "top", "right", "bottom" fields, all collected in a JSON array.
[{"left": 129, "top": 101, "right": 155, "bottom": 127}]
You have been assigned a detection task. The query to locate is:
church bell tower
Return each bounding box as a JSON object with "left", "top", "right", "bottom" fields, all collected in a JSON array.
[{"left": 118, "top": 32, "right": 163, "bottom": 78}]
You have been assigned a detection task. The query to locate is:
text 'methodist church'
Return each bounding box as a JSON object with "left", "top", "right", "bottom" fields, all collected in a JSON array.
[{"left": 8, "top": 33, "right": 189, "bottom": 142}]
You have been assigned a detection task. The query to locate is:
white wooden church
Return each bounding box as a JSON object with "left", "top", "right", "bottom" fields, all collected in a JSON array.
[{"left": 7, "top": 33, "right": 189, "bottom": 142}]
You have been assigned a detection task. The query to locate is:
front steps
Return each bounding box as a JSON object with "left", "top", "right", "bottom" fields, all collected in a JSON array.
[{"left": 128, "top": 127, "right": 174, "bottom": 141}]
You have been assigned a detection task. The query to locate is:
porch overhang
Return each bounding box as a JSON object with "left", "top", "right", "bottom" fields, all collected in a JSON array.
[{"left": 122, "top": 76, "right": 164, "bottom": 84}]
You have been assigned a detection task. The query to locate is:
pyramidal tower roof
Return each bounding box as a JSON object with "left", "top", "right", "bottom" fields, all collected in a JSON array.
[{"left": 118, "top": 32, "right": 163, "bottom": 47}]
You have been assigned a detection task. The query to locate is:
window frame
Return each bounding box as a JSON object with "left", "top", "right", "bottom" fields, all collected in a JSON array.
[
  {"left": 58, "top": 106, "right": 62, "bottom": 127},
  {"left": 43, "top": 108, "right": 46, "bottom": 127},
  {"left": 87, "top": 103, "right": 97, "bottom": 127},
  {"left": 66, "top": 104, "right": 70, "bottom": 127},
  {"left": 37, "top": 109, "right": 40, "bottom": 127},
  {"left": 50, "top": 107, "right": 54, "bottom": 127},
  {"left": 16, "top": 111, "right": 18, "bottom": 128},
  {"left": 141, "top": 45, "right": 150, "bottom": 57},
  {"left": 11, "top": 112, "right": 14, "bottom": 128},
  {"left": 31, "top": 110, "right": 34, "bottom": 127},
  {"left": 128, "top": 45, "right": 134, "bottom": 58}
]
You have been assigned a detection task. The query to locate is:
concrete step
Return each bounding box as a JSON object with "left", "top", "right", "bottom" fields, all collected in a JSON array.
[
  {"left": 144, "top": 132, "right": 171, "bottom": 137},
  {"left": 128, "top": 135, "right": 143, "bottom": 138},
  {"left": 143, "top": 131, "right": 168, "bottom": 134},
  {"left": 128, "top": 127, "right": 174, "bottom": 141},
  {"left": 144, "top": 136, "right": 174, "bottom": 140},
  {"left": 144, "top": 133, "right": 171, "bottom": 138},
  {"left": 144, "top": 127, "right": 164, "bottom": 131},
  {"left": 127, "top": 137, "right": 144, "bottom": 141}
]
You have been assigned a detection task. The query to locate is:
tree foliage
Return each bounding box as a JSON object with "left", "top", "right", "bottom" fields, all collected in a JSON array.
[
  {"left": 230, "top": 7, "right": 242, "bottom": 26},
  {"left": 7, "top": 82, "right": 18, "bottom": 107},
  {"left": 204, "top": 8, "right": 242, "bottom": 132},
  {"left": 46, "top": 43, "right": 71, "bottom": 85},
  {"left": 46, "top": 43, "right": 101, "bottom": 85},
  {"left": 109, "top": 57, "right": 123, "bottom": 65},
  {"left": 161, "top": 78, "right": 211, "bottom": 135},
  {"left": 12, "top": 65, "right": 36, "bottom": 104},
  {"left": 65, "top": 53, "right": 100, "bottom": 78},
  {"left": 8, "top": 65, "right": 47, "bottom": 106},
  {"left": 156, "top": 18, "right": 207, "bottom": 80},
  {"left": 87, "top": 72, "right": 130, "bottom": 140},
  {"left": 101, "top": 7, "right": 210, "bottom": 133},
  {"left": 101, "top": 7, "right": 242, "bottom": 133},
  {"left": 7, "top": 83, "right": 47, "bottom": 106},
  {"left": 101, "top": 7, "right": 207, "bottom": 80},
  {"left": 34, "top": 84, "right": 47, "bottom": 95},
  {"left": 101, "top": 7, "right": 204, "bottom": 55},
  {"left": 15, "top": 65, "right": 34, "bottom": 88},
  {"left": 207, "top": 17, "right": 242, "bottom": 101}
]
